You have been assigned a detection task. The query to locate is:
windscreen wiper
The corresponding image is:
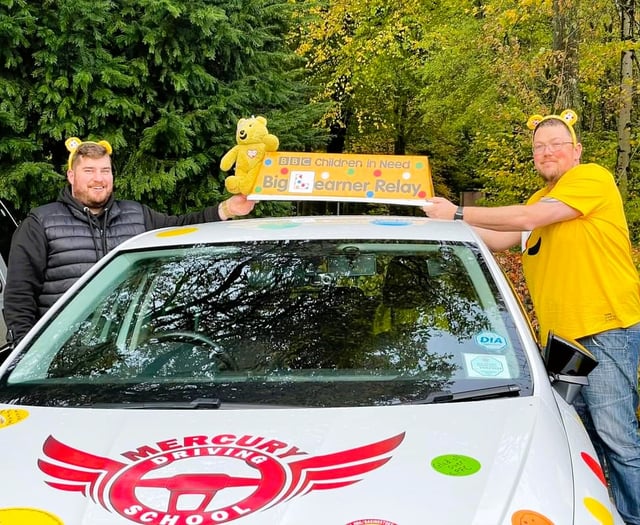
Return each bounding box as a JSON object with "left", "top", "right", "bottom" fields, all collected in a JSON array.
[
  {"left": 408, "top": 384, "right": 521, "bottom": 405},
  {"left": 89, "top": 397, "right": 222, "bottom": 409}
]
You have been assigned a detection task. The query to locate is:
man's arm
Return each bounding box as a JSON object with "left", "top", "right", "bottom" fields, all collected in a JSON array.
[
  {"left": 4, "top": 216, "right": 48, "bottom": 343},
  {"left": 472, "top": 228, "right": 522, "bottom": 252},
  {"left": 143, "top": 194, "right": 256, "bottom": 229},
  {"left": 423, "top": 198, "right": 580, "bottom": 231}
]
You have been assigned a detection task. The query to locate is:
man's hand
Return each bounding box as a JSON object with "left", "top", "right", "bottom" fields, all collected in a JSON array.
[
  {"left": 220, "top": 195, "right": 256, "bottom": 220},
  {"left": 422, "top": 197, "right": 457, "bottom": 220}
]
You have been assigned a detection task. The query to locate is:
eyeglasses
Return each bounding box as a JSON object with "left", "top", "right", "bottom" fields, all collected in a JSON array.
[{"left": 532, "top": 141, "right": 574, "bottom": 155}]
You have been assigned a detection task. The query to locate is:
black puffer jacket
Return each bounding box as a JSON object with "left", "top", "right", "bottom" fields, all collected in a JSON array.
[{"left": 4, "top": 186, "right": 222, "bottom": 342}]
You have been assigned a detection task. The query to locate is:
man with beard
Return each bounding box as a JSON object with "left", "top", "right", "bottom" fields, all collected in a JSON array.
[{"left": 3, "top": 138, "right": 254, "bottom": 343}]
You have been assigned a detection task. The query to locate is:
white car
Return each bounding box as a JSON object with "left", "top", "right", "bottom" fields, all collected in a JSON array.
[{"left": 0, "top": 215, "right": 621, "bottom": 525}]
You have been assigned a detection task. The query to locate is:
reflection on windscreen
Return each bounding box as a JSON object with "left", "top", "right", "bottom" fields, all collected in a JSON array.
[{"left": 1, "top": 240, "right": 531, "bottom": 407}]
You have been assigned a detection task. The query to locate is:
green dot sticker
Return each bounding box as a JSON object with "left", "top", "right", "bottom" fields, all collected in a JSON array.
[{"left": 431, "top": 454, "right": 481, "bottom": 476}]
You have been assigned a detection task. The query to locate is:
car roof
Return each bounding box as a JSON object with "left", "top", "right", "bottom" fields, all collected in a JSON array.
[{"left": 114, "top": 215, "right": 483, "bottom": 252}]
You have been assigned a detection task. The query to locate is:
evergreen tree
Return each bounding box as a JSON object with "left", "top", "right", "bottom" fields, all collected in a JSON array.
[{"left": 0, "top": 0, "right": 328, "bottom": 216}]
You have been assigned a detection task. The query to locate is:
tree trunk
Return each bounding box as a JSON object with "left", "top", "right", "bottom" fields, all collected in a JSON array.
[
  {"left": 552, "top": 0, "right": 581, "bottom": 112},
  {"left": 615, "top": 0, "right": 634, "bottom": 201}
]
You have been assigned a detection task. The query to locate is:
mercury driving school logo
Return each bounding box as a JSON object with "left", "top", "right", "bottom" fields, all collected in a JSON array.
[{"left": 38, "top": 432, "right": 405, "bottom": 524}]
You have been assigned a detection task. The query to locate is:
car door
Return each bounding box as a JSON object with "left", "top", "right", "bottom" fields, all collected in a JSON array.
[{"left": 0, "top": 198, "right": 19, "bottom": 346}]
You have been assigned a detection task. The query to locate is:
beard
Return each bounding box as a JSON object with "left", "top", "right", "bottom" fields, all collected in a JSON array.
[{"left": 73, "top": 187, "right": 113, "bottom": 212}]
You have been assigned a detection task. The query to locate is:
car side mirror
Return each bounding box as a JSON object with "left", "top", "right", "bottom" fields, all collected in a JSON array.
[{"left": 542, "top": 331, "right": 598, "bottom": 404}]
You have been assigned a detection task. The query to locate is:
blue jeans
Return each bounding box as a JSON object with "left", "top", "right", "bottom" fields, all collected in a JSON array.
[{"left": 575, "top": 325, "right": 640, "bottom": 525}]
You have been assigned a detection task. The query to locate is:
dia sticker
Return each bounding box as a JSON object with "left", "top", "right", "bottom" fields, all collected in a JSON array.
[
  {"left": 0, "top": 508, "right": 63, "bottom": 524},
  {"left": 431, "top": 454, "right": 481, "bottom": 476},
  {"left": 0, "top": 409, "right": 29, "bottom": 429}
]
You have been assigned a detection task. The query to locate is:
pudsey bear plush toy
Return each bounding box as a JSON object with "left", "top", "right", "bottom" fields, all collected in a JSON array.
[{"left": 220, "top": 116, "right": 279, "bottom": 195}]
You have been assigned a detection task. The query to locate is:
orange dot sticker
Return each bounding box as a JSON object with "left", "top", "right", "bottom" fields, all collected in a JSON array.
[
  {"left": 155, "top": 227, "right": 199, "bottom": 237},
  {"left": 584, "top": 497, "right": 614, "bottom": 525},
  {"left": 0, "top": 508, "right": 63, "bottom": 524},
  {"left": 511, "top": 509, "right": 554, "bottom": 524},
  {"left": 431, "top": 454, "right": 481, "bottom": 476},
  {"left": 0, "top": 409, "right": 29, "bottom": 429}
]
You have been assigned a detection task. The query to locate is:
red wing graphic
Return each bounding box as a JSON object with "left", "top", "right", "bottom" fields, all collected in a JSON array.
[
  {"left": 276, "top": 432, "right": 405, "bottom": 504},
  {"left": 38, "top": 435, "right": 126, "bottom": 510}
]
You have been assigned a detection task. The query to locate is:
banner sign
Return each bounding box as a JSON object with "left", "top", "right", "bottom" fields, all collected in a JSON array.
[{"left": 248, "top": 152, "right": 433, "bottom": 205}]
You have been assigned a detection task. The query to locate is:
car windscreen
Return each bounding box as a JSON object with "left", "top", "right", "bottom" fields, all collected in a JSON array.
[{"left": 0, "top": 240, "right": 532, "bottom": 407}]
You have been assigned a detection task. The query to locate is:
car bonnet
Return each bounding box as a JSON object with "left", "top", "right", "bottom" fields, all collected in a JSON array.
[{"left": 0, "top": 396, "right": 616, "bottom": 525}]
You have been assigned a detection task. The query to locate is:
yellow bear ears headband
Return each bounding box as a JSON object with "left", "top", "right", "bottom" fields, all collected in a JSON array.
[
  {"left": 65, "top": 137, "right": 113, "bottom": 170},
  {"left": 526, "top": 109, "right": 578, "bottom": 146}
]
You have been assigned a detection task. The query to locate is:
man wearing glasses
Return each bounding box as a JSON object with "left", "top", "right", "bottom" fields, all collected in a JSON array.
[{"left": 423, "top": 110, "right": 640, "bottom": 525}]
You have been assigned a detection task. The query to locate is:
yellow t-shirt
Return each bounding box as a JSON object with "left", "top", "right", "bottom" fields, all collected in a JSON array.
[{"left": 521, "top": 163, "right": 640, "bottom": 344}]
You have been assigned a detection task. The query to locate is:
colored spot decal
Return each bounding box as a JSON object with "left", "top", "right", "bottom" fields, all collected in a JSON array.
[
  {"left": 366, "top": 190, "right": 375, "bottom": 198},
  {"left": 373, "top": 170, "right": 382, "bottom": 177},
  {"left": 155, "top": 227, "right": 198, "bottom": 238},
  {"left": 254, "top": 186, "right": 263, "bottom": 192},
  {"left": 346, "top": 520, "right": 397, "bottom": 525},
  {"left": 584, "top": 497, "right": 614, "bottom": 525},
  {"left": 347, "top": 168, "right": 355, "bottom": 175},
  {"left": 417, "top": 190, "right": 427, "bottom": 198},
  {"left": 257, "top": 222, "right": 302, "bottom": 230},
  {"left": 431, "top": 454, "right": 481, "bottom": 476},
  {"left": 264, "top": 158, "right": 273, "bottom": 166},
  {"left": 280, "top": 167, "right": 289, "bottom": 174},
  {"left": 0, "top": 508, "right": 63, "bottom": 524},
  {"left": 402, "top": 171, "right": 411, "bottom": 179},
  {"left": 415, "top": 161, "right": 424, "bottom": 169},
  {"left": 371, "top": 219, "right": 411, "bottom": 227},
  {"left": 0, "top": 409, "right": 29, "bottom": 429},
  {"left": 511, "top": 509, "right": 554, "bottom": 524},
  {"left": 581, "top": 451, "right": 607, "bottom": 485}
]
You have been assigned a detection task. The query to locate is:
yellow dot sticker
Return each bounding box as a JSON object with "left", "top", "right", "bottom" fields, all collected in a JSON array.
[
  {"left": 431, "top": 454, "right": 481, "bottom": 476},
  {"left": 0, "top": 409, "right": 29, "bottom": 429},
  {"left": 584, "top": 497, "right": 614, "bottom": 525},
  {"left": 0, "top": 508, "right": 63, "bottom": 525},
  {"left": 156, "top": 227, "right": 199, "bottom": 237}
]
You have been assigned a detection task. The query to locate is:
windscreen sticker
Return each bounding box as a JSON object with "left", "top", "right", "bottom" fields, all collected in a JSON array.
[
  {"left": 0, "top": 409, "right": 29, "bottom": 429},
  {"left": 38, "top": 432, "right": 405, "bottom": 525},
  {"left": 0, "top": 508, "right": 63, "bottom": 524},
  {"left": 474, "top": 331, "right": 508, "bottom": 351},
  {"left": 464, "top": 354, "right": 510, "bottom": 378},
  {"left": 431, "top": 454, "right": 481, "bottom": 476}
]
